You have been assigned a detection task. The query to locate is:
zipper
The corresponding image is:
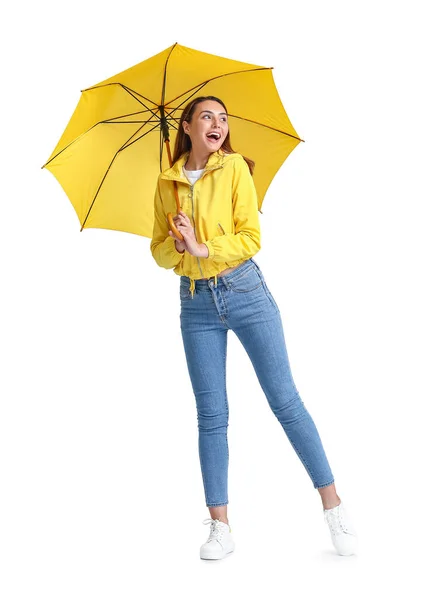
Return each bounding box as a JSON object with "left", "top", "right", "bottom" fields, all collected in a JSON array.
[
  {"left": 188, "top": 164, "right": 224, "bottom": 278},
  {"left": 189, "top": 182, "right": 204, "bottom": 278}
]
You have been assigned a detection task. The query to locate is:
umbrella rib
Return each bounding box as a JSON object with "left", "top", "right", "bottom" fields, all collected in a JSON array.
[
  {"left": 121, "top": 121, "right": 161, "bottom": 152},
  {"left": 42, "top": 109, "right": 160, "bottom": 168},
  {"left": 81, "top": 82, "right": 159, "bottom": 121},
  {"left": 80, "top": 43, "right": 177, "bottom": 112},
  {"left": 105, "top": 107, "right": 159, "bottom": 122},
  {"left": 165, "top": 106, "right": 304, "bottom": 142},
  {"left": 118, "top": 112, "right": 160, "bottom": 152},
  {"left": 164, "top": 81, "right": 211, "bottom": 118},
  {"left": 105, "top": 120, "right": 160, "bottom": 124},
  {"left": 121, "top": 84, "right": 158, "bottom": 120},
  {"left": 226, "top": 113, "right": 304, "bottom": 142},
  {"left": 81, "top": 81, "right": 157, "bottom": 109},
  {"left": 42, "top": 121, "right": 102, "bottom": 168},
  {"left": 161, "top": 67, "right": 305, "bottom": 141},
  {"left": 80, "top": 121, "right": 161, "bottom": 231},
  {"left": 161, "top": 42, "right": 178, "bottom": 107},
  {"left": 164, "top": 67, "right": 272, "bottom": 109},
  {"left": 163, "top": 107, "right": 181, "bottom": 129}
]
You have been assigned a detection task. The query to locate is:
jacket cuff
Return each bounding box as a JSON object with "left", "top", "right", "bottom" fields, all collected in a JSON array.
[{"left": 165, "top": 236, "right": 185, "bottom": 265}]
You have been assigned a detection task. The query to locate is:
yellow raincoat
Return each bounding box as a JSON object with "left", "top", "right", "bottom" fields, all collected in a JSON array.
[{"left": 150, "top": 148, "right": 261, "bottom": 298}]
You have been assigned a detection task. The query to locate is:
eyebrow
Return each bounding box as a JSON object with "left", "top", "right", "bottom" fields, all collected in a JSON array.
[{"left": 200, "top": 110, "right": 227, "bottom": 116}]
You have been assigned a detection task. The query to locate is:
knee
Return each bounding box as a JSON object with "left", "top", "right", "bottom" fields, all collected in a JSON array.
[
  {"left": 197, "top": 409, "right": 229, "bottom": 432},
  {"left": 270, "top": 390, "right": 306, "bottom": 423}
]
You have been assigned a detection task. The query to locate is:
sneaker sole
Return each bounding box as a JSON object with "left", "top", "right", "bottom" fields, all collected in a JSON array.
[{"left": 200, "top": 548, "right": 235, "bottom": 560}]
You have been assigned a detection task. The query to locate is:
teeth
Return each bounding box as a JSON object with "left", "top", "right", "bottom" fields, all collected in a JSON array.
[{"left": 207, "top": 133, "right": 220, "bottom": 139}]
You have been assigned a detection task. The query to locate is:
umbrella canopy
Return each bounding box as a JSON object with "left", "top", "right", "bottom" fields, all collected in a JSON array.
[{"left": 42, "top": 42, "right": 303, "bottom": 236}]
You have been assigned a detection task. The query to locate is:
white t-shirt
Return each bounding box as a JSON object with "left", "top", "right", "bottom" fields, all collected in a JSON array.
[{"left": 183, "top": 165, "right": 205, "bottom": 185}]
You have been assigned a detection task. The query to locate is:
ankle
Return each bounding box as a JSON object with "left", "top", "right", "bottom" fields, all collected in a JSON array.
[
  {"left": 211, "top": 517, "right": 229, "bottom": 525},
  {"left": 323, "top": 497, "right": 341, "bottom": 510}
]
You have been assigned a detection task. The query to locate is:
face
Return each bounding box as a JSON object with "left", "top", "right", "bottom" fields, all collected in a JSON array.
[{"left": 183, "top": 100, "right": 229, "bottom": 153}]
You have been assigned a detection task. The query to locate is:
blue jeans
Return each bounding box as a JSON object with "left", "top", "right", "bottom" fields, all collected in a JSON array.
[{"left": 179, "top": 257, "right": 334, "bottom": 507}]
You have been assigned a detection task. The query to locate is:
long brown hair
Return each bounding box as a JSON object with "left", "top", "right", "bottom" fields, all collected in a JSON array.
[{"left": 171, "top": 96, "right": 255, "bottom": 175}]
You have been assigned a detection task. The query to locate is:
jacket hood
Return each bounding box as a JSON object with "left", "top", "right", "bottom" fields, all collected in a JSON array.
[{"left": 159, "top": 148, "right": 231, "bottom": 183}]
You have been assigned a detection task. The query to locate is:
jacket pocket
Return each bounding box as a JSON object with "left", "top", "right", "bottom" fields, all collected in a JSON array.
[{"left": 218, "top": 222, "right": 226, "bottom": 234}]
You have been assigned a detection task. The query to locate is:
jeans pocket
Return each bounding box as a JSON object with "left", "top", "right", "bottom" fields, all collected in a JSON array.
[
  {"left": 230, "top": 267, "right": 263, "bottom": 292},
  {"left": 249, "top": 262, "right": 280, "bottom": 313},
  {"left": 180, "top": 281, "right": 192, "bottom": 302}
]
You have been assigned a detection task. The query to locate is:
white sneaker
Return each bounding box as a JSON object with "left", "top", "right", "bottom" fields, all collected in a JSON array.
[
  {"left": 200, "top": 518, "right": 235, "bottom": 560},
  {"left": 323, "top": 501, "right": 358, "bottom": 556}
]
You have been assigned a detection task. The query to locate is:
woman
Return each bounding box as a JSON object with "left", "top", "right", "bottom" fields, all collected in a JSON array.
[{"left": 150, "top": 95, "right": 358, "bottom": 560}]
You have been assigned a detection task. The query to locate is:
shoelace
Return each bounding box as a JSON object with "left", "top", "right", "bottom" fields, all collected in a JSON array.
[
  {"left": 323, "top": 504, "right": 354, "bottom": 536},
  {"left": 202, "top": 518, "right": 228, "bottom": 544}
]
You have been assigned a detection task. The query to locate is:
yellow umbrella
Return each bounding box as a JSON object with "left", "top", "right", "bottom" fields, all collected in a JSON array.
[{"left": 42, "top": 42, "right": 304, "bottom": 240}]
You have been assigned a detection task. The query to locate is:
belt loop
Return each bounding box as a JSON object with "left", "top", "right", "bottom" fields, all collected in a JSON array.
[{"left": 221, "top": 273, "right": 230, "bottom": 291}]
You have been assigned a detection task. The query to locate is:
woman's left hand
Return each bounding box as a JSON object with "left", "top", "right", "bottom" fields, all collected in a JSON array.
[{"left": 171, "top": 211, "right": 205, "bottom": 257}]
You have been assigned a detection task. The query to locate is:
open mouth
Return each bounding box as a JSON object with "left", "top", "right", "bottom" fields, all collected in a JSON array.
[{"left": 206, "top": 132, "right": 221, "bottom": 143}]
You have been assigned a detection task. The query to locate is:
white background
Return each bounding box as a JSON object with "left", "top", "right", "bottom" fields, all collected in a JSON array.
[{"left": 1, "top": 0, "right": 424, "bottom": 598}]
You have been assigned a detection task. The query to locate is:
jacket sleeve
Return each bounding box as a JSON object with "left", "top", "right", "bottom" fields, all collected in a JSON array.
[
  {"left": 150, "top": 176, "right": 185, "bottom": 269},
  {"left": 204, "top": 158, "right": 261, "bottom": 262}
]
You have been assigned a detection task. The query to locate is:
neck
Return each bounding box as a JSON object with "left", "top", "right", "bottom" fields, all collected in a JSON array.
[{"left": 184, "top": 148, "right": 214, "bottom": 171}]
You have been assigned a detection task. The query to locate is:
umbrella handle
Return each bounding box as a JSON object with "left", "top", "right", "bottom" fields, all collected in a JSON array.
[
  {"left": 167, "top": 212, "right": 184, "bottom": 241},
  {"left": 166, "top": 178, "right": 184, "bottom": 240},
  {"left": 163, "top": 141, "right": 183, "bottom": 240}
]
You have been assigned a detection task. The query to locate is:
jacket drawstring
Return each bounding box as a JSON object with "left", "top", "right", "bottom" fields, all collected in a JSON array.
[{"left": 189, "top": 274, "right": 218, "bottom": 299}]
